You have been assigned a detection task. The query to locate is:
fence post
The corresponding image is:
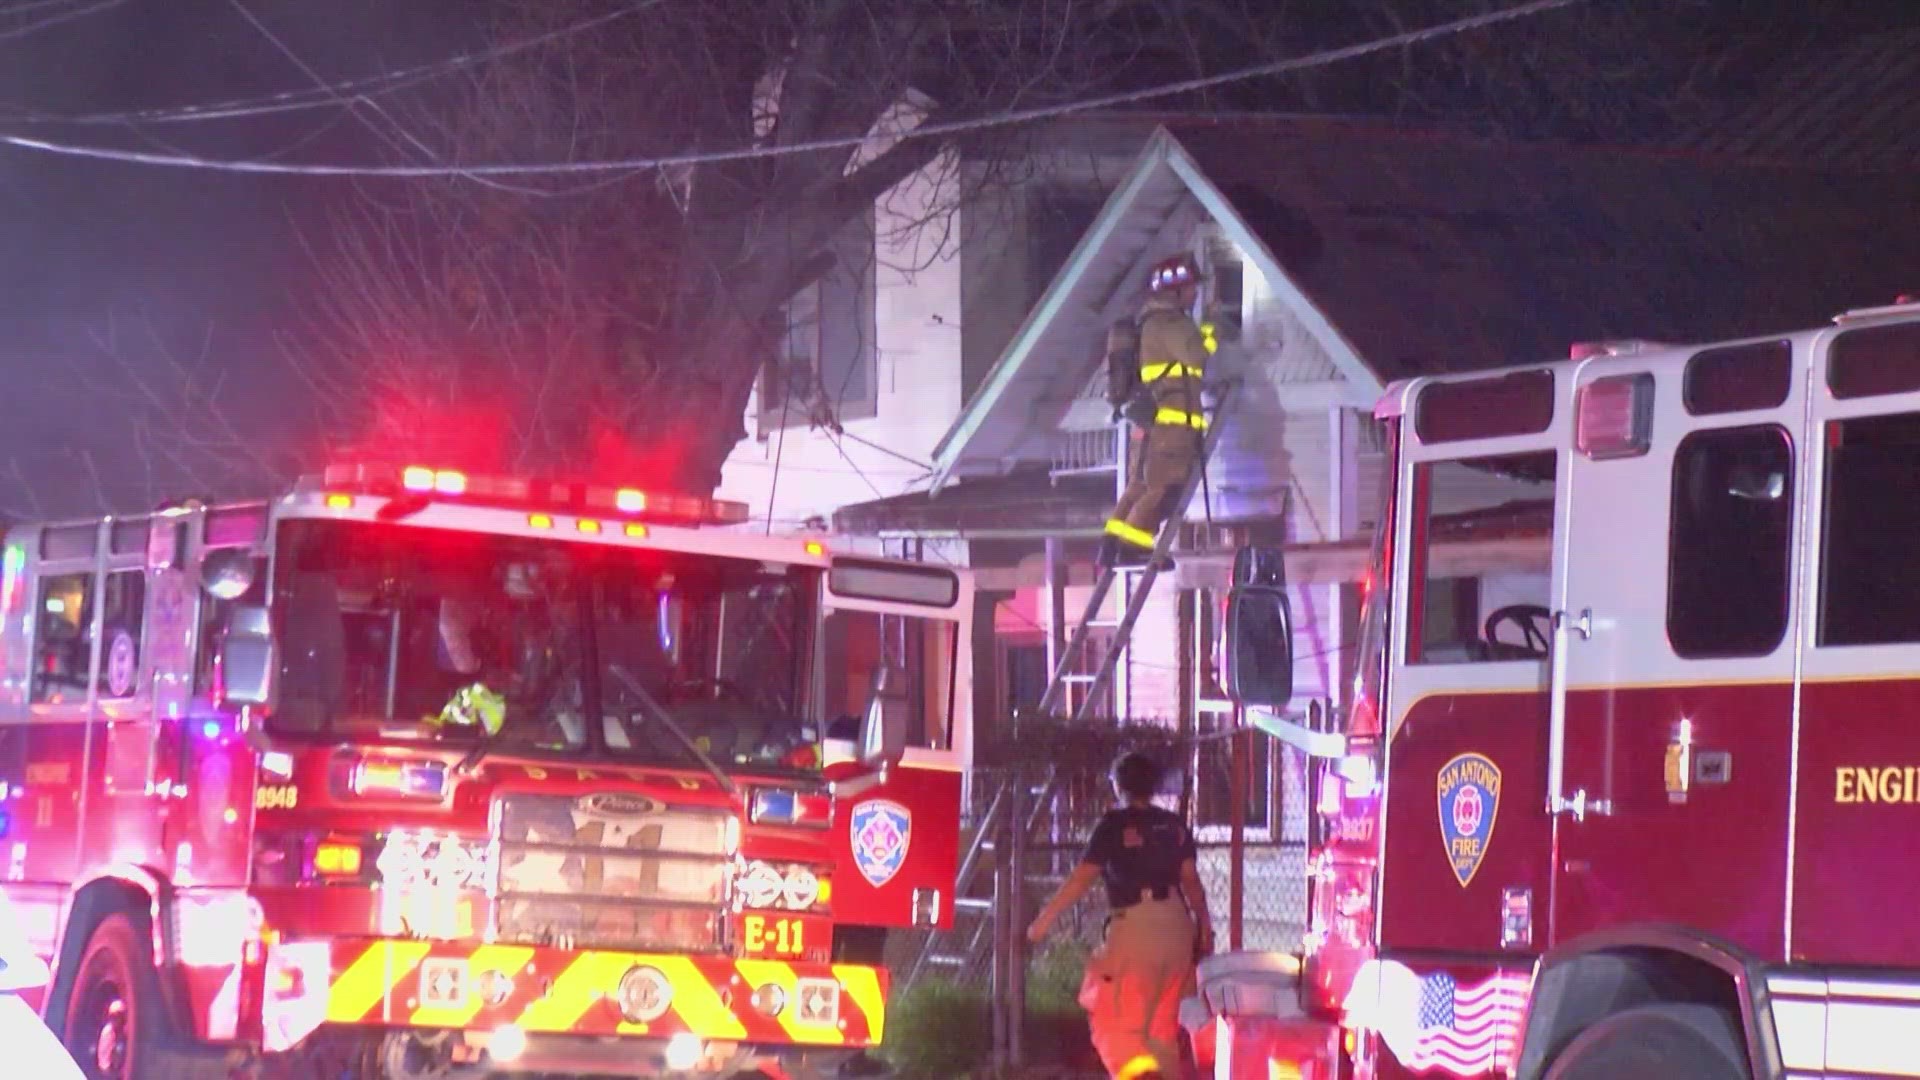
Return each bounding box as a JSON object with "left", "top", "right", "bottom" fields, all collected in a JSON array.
[
  {"left": 990, "top": 806, "right": 1010, "bottom": 1069},
  {"left": 1008, "top": 777, "right": 1028, "bottom": 1067},
  {"left": 1230, "top": 713, "right": 1248, "bottom": 951}
]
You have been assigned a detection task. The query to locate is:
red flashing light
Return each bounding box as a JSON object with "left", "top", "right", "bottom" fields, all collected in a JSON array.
[
  {"left": 1576, "top": 373, "right": 1654, "bottom": 460},
  {"left": 317, "top": 462, "right": 752, "bottom": 527}
]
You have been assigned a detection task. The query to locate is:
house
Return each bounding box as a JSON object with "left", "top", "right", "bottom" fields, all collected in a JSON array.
[{"left": 800, "top": 112, "right": 1920, "bottom": 946}]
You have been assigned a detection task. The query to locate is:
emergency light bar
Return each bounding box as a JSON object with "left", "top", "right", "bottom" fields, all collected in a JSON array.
[{"left": 312, "top": 462, "right": 752, "bottom": 527}]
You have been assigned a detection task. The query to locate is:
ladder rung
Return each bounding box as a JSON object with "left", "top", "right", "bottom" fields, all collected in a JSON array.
[
  {"left": 954, "top": 897, "right": 994, "bottom": 913},
  {"left": 925, "top": 955, "right": 967, "bottom": 967},
  {"left": 1062, "top": 674, "right": 1097, "bottom": 684}
]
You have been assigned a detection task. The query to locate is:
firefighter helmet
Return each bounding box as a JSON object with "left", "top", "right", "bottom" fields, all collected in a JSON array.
[{"left": 1148, "top": 255, "right": 1201, "bottom": 293}]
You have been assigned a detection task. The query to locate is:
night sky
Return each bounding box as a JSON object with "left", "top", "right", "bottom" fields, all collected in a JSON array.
[{"left": 0, "top": 0, "right": 1914, "bottom": 520}]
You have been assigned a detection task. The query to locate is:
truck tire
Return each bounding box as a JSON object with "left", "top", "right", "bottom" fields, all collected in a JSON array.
[
  {"left": 60, "top": 912, "right": 211, "bottom": 1080},
  {"left": 1544, "top": 1002, "right": 1747, "bottom": 1080}
]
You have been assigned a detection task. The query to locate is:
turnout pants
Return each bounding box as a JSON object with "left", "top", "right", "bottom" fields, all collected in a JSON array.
[
  {"left": 1079, "top": 896, "right": 1197, "bottom": 1079},
  {"left": 1106, "top": 420, "right": 1204, "bottom": 552}
]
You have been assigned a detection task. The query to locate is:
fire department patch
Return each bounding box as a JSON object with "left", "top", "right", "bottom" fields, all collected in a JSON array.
[
  {"left": 1436, "top": 753, "right": 1501, "bottom": 888},
  {"left": 850, "top": 799, "right": 912, "bottom": 888}
]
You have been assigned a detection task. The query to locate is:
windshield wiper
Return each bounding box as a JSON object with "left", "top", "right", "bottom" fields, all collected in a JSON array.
[{"left": 607, "top": 663, "right": 737, "bottom": 796}]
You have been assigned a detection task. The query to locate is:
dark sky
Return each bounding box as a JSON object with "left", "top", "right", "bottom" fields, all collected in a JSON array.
[
  {"left": 0, "top": 0, "right": 467, "bottom": 518},
  {"left": 0, "top": 0, "right": 1913, "bottom": 519}
]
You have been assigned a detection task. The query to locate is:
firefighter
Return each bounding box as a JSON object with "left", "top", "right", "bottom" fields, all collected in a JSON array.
[
  {"left": 1028, "top": 751, "right": 1214, "bottom": 1080},
  {"left": 1100, "top": 254, "right": 1216, "bottom": 570}
]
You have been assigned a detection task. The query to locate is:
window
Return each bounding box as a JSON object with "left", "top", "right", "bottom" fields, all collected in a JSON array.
[
  {"left": 31, "top": 569, "right": 145, "bottom": 703},
  {"left": 1820, "top": 411, "right": 1920, "bottom": 646},
  {"left": 999, "top": 639, "right": 1048, "bottom": 717},
  {"left": 33, "top": 573, "right": 92, "bottom": 704},
  {"left": 823, "top": 609, "right": 956, "bottom": 752},
  {"left": 1415, "top": 370, "right": 1556, "bottom": 445},
  {"left": 1684, "top": 340, "right": 1791, "bottom": 416},
  {"left": 1407, "top": 451, "right": 1556, "bottom": 664},
  {"left": 1192, "top": 714, "right": 1272, "bottom": 835},
  {"left": 195, "top": 554, "right": 267, "bottom": 693},
  {"left": 1028, "top": 189, "right": 1105, "bottom": 301},
  {"left": 760, "top": 211, "right": 878, "bottom": 430},
  {"left": 1829, "top": 322, "right": 1920, "bottom": 399},
  {"left": 1667, "top": 426, "right": 1793, "bottom": 658}
]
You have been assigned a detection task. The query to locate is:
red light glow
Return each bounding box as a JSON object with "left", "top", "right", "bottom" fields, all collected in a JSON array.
[
  {"left": 402, "top": 466, "right": 434, "bottom": 492},
  {"left": 616, "top": 489, "right": 648, "bottom": 513}
]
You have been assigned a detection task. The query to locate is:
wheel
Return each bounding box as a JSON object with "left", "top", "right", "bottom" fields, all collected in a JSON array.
[
  {"left": 1544, "top": 1003, "right": 1748, "bottom": 1080},
  {"left": 60, "top": 912, "right": 204, "bottom": 1080}
]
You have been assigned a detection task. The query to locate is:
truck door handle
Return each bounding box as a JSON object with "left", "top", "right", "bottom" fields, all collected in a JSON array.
[
  {"left": 1554, "top": 608, "right": 1592, "bottom": 641},
  {"left": 1550, "top": 788, "right": 1612, "bottom": 821}
]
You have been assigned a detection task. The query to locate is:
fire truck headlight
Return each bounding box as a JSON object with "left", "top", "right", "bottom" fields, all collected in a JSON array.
[
  {"left": 781, "top": 865, "right": 820, "bottom": 910},
  {"left": 738, "top": 861, "right": 784, "bottom": 910},
  {"left": 376, "top": 829, "right": 493, "bottom": 892},
  {"left": 174, "top": 891, "right": 265, "bottom": 967},
  {"left": 736, "top": 861, "right": 828, "bottom": 912}
]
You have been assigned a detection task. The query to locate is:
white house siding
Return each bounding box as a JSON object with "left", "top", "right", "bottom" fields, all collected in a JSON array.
[{"left": 717, "top": 153, "right": 966, "bottom": 530}]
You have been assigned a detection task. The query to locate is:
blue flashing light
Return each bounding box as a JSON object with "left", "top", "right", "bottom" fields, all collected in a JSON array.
[
  {"left": 0, "top": 808, "right": 11, "bottom": 839},
  {"left": 751, "top": 788, "right": 798, "bottom": 825}
]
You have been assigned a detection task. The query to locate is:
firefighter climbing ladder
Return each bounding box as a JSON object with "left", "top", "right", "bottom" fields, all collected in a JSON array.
[{"left": 1033, "top": 378, "right": 1239, "bottom": 724}]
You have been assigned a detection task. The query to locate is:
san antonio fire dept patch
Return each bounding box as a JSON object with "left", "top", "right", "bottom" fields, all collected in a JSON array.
[
  {"left": 1436, "top": 753, "right": 1501, "bottom": 888},
  {"left": 850, "top": 799, "right": 912, "bottom": 888}
]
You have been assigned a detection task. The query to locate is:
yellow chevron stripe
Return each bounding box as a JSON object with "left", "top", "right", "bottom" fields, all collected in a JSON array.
[
  {"left": 326, "top": 941, "right": 432, "bottom": 1024},
  {"left": 513, "top": 951, "right": 632, "bottom": 1032},
  {"left": 734, "top": 960, "right": 843, "bottom": 1046},
  {"left": 650, "top": 956, "right": 750, "bottom": 1041},
  {"left": 407, "top": 945, "right": 537, "bottom": 1028},
  {"left": 832, "top": 965, "right": 886, "bottom": 1044}
]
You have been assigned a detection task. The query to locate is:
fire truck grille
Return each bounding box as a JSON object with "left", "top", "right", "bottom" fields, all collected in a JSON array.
[{"left": 490, "top": 792, "right": 732, "bottom": 953}]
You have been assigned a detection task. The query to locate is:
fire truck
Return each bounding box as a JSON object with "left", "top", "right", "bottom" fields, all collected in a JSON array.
[
  {"left": 0, "top": 460, "right": 974, "bottom": 1079},
  {"left": 1213, "top": 298, "right": 1920, "bottom": 1079}
]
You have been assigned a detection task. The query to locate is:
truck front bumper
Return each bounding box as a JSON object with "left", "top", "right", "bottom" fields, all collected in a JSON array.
[{"left": 260, "top": 937, "right": 885, "bottom": 1060}]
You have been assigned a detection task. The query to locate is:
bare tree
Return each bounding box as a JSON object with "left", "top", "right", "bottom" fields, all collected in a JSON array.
[{"left": 294, "top": 0, "right": 1310, "bottom": 493}]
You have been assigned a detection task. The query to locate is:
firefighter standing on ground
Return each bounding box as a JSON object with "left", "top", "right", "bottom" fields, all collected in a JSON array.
[
  {"left": 1028, "top": 752, "right": 1214, "bottom": 1080},
  {"left": 1100, "top": 254, "right": 1216, "bottom": 569}
]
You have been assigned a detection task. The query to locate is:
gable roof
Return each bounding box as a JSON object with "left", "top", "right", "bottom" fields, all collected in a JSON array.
[
  {"left": 928, "top": 115, "right": 1920, "bottom": 494},
  {"left": 927, "top": 124, "right": 1384, "bottom": 493}
]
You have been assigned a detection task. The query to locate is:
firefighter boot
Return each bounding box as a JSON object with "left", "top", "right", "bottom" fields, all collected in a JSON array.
[{"left": 1101, "top": 537, "right": 1174, "bottom": 573}]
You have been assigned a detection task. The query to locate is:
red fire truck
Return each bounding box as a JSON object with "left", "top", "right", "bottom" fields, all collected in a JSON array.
[
  {"left": 1215, "top": 298, "right": 1920, "bottom": 1079},
  {"left": 0, "top": 460, "right": 974, "bottom": 1078}
]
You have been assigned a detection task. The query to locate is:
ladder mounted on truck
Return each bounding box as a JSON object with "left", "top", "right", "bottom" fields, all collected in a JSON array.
[{"left": 1034, "top": 378, "right": 1239, "bottom": 723}]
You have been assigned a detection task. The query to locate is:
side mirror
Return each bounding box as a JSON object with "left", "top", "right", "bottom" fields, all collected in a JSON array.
[
  {"left": 220, "top": 604, "right": 277, "bottom": 708},
  {"left": 1224, "top": 542, "right": 1294, "bottom": 711},
  {"left": 200, "top": 548, "right": 257, "bottom": 601},
  {"left": 857, "top": 663, "right": 910, "bottom": 769}
]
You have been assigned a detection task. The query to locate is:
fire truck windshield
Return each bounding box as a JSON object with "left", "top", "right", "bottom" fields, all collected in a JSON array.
[{"left": 264, "top": 518, "right": 821, "bottom": 772}]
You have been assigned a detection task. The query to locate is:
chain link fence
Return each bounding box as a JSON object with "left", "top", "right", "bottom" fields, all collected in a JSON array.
[{"left": 883, "top": 716, "right": 1309, "bottom": 994}]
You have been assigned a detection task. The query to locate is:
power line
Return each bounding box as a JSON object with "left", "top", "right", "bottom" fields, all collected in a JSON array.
[
  {"left": 7, "top": 0, "right": 660, "bottom": 127},
  {"left": 0, "top": 0, "right": 124, "bottom": 44},
  {"left": 0, "top": 0, "right": 1584, "bottom": 177}
]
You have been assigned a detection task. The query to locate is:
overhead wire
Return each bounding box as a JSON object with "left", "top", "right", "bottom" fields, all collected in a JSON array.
[
  {"left": 7, "top": 0, "right": 662, "bottom": 127},
  {"left": 0, "top": 0, "right": 124, "bottom": 44},
  {"left": 0, "top": 0, "right": 1586, "bottom": 177}
]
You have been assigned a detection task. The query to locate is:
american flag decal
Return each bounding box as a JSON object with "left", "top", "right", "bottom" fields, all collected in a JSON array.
[{"left": 1343, "top": 960, "right": 1530, "bottom": 1077}]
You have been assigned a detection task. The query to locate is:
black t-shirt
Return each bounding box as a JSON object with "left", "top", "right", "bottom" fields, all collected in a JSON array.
[{"left": 1080, "top": 804, "right": 1197, "bottom": 907}]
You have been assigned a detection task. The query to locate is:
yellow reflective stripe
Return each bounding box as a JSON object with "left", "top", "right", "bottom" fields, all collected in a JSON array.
[
  {"left": 1117, "top": 1054, "right": 1163, "bottom": 1080},
  {"left": 1139, "top": 362, "right": 1204, "bottom": 382},
  {"left": 1154, "top": 407, "right": 1209, "bottom": 430},
  {"left": 327, "top": 940, "right": 432, "bottom": 1024},
  {"left": 833, "top": 964, "right": 887, "bottom": 1044},
  {"left": 513, "top": 951, "right": 632, "bottom": 1032},
  {"left": 1200, "top": 321, "right": 1219, "bottom": 355},
  {"left": 408, "top": 945, "right": 537, "bottom": 1028},
  {"left": 652, "top": 956, "right": 751, "bottom": 1040},
  {"left": 1103, "top": 519, "right": 1156, "bottom": 549},
  {"left": 735, "top": 960, "right": 845, "bottom": 1045}
]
